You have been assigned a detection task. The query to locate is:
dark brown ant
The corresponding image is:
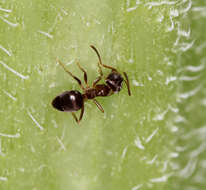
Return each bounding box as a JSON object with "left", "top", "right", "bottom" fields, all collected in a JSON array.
[{"left": 52, "top": 45, "right": 131, "bottom": 123}]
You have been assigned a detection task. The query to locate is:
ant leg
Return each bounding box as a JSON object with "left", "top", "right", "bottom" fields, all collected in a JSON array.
[
  {"left": 78, "top": 104, "right": 85, "bottom": 123},
  {"left": 93, "top": 99, "right": 104, "bottom": 113},
  {"left": 71, "top": 104, "right": 84, "bottom": 124},
  {"left": 92, "top": 76, "right": 102, "bottom": 87},
  {"left": 90, "top": 45, "right": 117, "bottom": 72},
  {"left": 76, "top": 62, "right": 89, "bottom": 88},
  {"left": 57, "top": 59, "right": 85, "bottom": 90},
  {"left": 123, "top": 72, "right": 131, "bottom": 96},
  {"left": 93, "top": 62, "right": 103, "bottom": 87},
  {"left": 71, "top": 113, "right": 78, "bottom": 123}
]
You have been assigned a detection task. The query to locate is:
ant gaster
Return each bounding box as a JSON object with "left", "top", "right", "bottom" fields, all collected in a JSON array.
[{"left": 52, "top": 45, "right": 131, "bottom": 123}]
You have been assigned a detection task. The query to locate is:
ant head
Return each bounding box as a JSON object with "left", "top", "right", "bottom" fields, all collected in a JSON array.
[{"left": 106, "top": 72, "right": 123, "bottom": 92}]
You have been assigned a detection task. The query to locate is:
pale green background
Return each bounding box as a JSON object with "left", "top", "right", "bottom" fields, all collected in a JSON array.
[{"left": 0, "top": 0, "right": 205, "bottom": 190}]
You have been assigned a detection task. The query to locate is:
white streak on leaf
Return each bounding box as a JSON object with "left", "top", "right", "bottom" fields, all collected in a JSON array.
[
  {"left": 134, "top": 136, "right": 144, "bottom": 150},
  {"left": 170, "top": 125, "right": 178, "bottom": 133},
  {"left": 145, "top": 1, "right": 176, "bottom": 9},
  {"left": 127, "top": 6, "right": 138, "bottom": 12},
  {"left": 0, "top": 15, "right": 18, "bottom": 27},
  {"left": 148, "top": 75, "right": 152, "bottom": 81},
  {"left": 0, "top": 132, "right": 20, "bottom": 138},
  {"left": 153, "top": 110, "right": 168, "bottom": 121},
  {"left": 165, "top": 76, "right": 177, "bottom": 85},
  {"left": 0, "top": 7, "right": 12, "bottom": 13},
  {"left": 52, "top": 119, "right": 58, "bottom": 128},
  {"left": 49, "top": 82, "right": 56, "bottom": 88},
  {"left": 178, "top": 158, "right": 197, "bottom": 178},
  {"left": 18, "top": 168, "right": 25, "bottom": 172},
  {"left": 132, "top": 80, "right": 144, "bottom": 87},
  {"left": 179, "top": 75, "right": 201, "bottom": 81},
  {"left": 192, "top": 6, "right": 206, "bottom": 17},
  {"left": 161, "top": 160, "right": 169, "bottom": 173},
  {"left": 177, "top": 27, "right": 190, "bottom": 38},
  {"left": 157, "top": 14, "right": 164, "bottom": 22},
  {"left": 192, "top": 6, "right": 206, "bottom": 12},
  {"left": 182, "top": 126, "right": 206, "bottom": 140},
  {"left": 30, "top": 144, "right": 36, "bottom": 153},
  {"left": 178, "top": 40, "right": 195, "bottom": 52},
  {"left": 180, "top": 0, "right": 192, "bottom": 14},
  {"left": 2, "top": 89, "right": 17, "bottom": 101},
  {"left": 126, "top": 0, "right": 141, "bottom": 12},
  {"left": 121, "top": 146, "right": 128, "bottom": 159},
  {"left": 167, "top": 16, "right": 174, "bottom": 32},
  {"left": 195, "top": 42, "right": 206, "bottom": 54},
  {"left": 27, "top": 111, "right": 44, "bottom": 131},
  {"left": 146, "top": 155, "right": 158, "bottom": 164},
  {"left": 0, "top": 44, "right": 12, "bottom": 56},
  {"left": 0, "top": 176, "right": 8, "bottom": 181},
  {"left": 38, "top": 30, "right": 53, "bottom": 39},
  {"left": 61, "top": 8, "right": 68, "bottom": 15},
  {"left": 175, "top": 115, "right": 187, "bottom": 123},
  {"left": 145, "top": 128, "right": 159, "bottom": 143},
  {"left": 178, "top": 85, "right": 202, "bottom": 99},
  {"left": 56, "top": 136, "right": 66, "bottom": 151},
  {"left": 150, "top": 173, "right": 172, "bottom": 183},
  {"left": 0, "top": 60, "right": 29, "bottom": 80},
  {"left": 189, "top": 143, "right": 206, "bottom": 158},
  {"left": 168, "top": 105, "right": 179, "bottom": 113},
  {"left": 131, "top": 184, "right": 143, "bottom": 190},
  {"left": 66, "top": 59, "right": 75, "bottom": 66},
  {"left": 169, "top": 152, "right": 179, "bottom": 158},
  {"left": 170, "top": 9, "right": 179, "bottom": 17},
  {"left": 0, "top": 138, "right": 5, "bottom": 157},
  {"left": 202, "top": 98, "right": 206, "bottom": 106}
]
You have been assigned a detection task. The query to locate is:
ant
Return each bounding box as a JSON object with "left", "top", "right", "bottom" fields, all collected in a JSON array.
[{"left": 52, "top": 45, "right": 131, "bottom": 123}]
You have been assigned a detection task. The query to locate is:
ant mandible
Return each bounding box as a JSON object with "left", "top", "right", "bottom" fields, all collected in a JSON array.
[{"left": 52, "top": 45, "right": 131, "bottom": 123}]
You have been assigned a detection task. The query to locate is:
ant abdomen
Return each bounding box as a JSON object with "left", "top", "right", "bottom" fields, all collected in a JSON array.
[{"left": 52, "top": 90, "right": 83, "bottom": 112}]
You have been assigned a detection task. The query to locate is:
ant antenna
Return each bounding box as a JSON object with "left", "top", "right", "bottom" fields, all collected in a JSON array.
[{"left": 90, "top": 45, "right": 117, "bottom": 72}]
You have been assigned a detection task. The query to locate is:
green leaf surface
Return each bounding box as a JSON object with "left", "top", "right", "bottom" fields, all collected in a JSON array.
[{"left": 0, "top": 0, "right": 205, "bottom": 190}]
